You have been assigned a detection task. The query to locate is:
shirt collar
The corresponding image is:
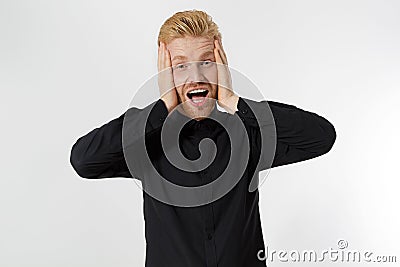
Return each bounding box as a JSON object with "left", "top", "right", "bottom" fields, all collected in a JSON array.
[{"left": 170, "top": 104, "right": 227, "bottom": 135}]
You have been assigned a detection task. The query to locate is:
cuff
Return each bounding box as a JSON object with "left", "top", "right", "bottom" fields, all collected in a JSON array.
[
  {"left": 236, "top": 97, "right": 275, "bottom": 127},
  {"left": 146, "top": 99, "right": 169, "bottom": 131}
]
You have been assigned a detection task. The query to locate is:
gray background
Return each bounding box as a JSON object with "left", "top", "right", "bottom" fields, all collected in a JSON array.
[{"left": 1, "top": 0, "right": 399, "bottom": 266}]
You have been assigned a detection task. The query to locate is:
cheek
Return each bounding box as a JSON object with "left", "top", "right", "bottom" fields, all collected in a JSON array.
[
  {"left": 210, "top": 84, "right": 218, "bottom": 97},
  {"left": 175, "top": 85, "right": 185, "bottom": 98},
  {"left": 172, "top": 71, "right": 187, "bottom": 88},
  {"left": 203, "top": 66, "right": 218, "bottom": 86}
]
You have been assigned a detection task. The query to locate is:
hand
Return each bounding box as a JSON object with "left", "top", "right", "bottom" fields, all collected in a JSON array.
[
  {"left": 214, "top": 38, "right": 239, "bottom": 114},
  {"left": 158, "top": 42, "right": 178, "bottom": 113}
]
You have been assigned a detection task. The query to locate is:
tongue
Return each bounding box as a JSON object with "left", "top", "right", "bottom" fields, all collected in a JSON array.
[{"left": 192, "top": 95, "right": 205, "bottom": 100}]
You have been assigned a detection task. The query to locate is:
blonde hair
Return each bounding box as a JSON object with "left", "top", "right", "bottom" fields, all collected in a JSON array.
[{"left": 157, "top": 10, "right": 222, "bottom": 46}]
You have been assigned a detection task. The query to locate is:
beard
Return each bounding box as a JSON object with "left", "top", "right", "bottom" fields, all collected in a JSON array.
[{"left": 176, "top": 94, "right": 216, "bottom": 120}]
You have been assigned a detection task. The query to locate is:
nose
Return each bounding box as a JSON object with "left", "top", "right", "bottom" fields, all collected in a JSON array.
[{"left": 187, "top": 62, "right": 205, "bottom": 83}]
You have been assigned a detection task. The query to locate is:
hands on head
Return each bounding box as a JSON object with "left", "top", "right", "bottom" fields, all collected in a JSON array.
[
  {"left": 158, "top": 42, "right": 179, "bottom": 113},
  {"left": 213, "top": 38, "right": 239, "bottom": 114},
  {"left": 157, "top": 37, "right": 239, "bottom": 116}
]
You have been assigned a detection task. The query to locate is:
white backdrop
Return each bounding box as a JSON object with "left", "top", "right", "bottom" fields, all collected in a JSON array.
[{"left": 1, "top": 0, "right": 399, "bottom": 266}]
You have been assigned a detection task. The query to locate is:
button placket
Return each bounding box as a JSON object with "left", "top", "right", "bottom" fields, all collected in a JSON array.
[
  {"left": 207, "top": 233, "right": 213, "bottom": 240},
  {"left": 200, "top": 169, "right": 217, "bottom": 266}
]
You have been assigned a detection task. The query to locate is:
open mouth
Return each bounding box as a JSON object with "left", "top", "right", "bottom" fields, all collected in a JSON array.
[{"left": 186, "top": 88, "right": 209, "bottom": 106}]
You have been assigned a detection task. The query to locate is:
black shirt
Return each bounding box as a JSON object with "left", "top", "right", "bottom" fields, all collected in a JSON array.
[{"left": 70, "top": 97, "right": 336, "bottom": 267}]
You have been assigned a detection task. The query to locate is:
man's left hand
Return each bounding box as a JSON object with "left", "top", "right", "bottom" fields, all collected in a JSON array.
[{"left": 214, "top": 38, "right": 239, "bottom": 114}]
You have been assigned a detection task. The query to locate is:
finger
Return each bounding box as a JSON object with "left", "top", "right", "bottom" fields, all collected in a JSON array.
[
  {"left": 159, "top": 42, "right": 166, "bottom": 70},
  {"left": 214, "top": 46, "right": 225, "bottom": 83},
  {"left": 216, "top": 38, "right": 228, "bottom": 65},
  {"left": 214, "top": 42, "right": 226, "bottom": 72},
  {"left": 159, "top": 43, "right": 175, "bottom": 95},
  {"left": 158, "top": 43, "right": 161, "bottom": 71},
  {"left": 215, "top": 50, "right": 231, "bottom": 91},
  {"left": 219, "top": 45, "right": 228, "bottom": 65},
  {"left": 217, "top": 38, "right": 227, "bottom": 61},
  {"left": 158, "top": 43, "right": 168, "bottom": 94},
  {"left": 216, "top": 46, "right": 228, "bottom": 70},
  {"left": 214, "top": 40, "right": 226, "bottom": 67},
  {"left": 164, "top": 47, "right": 174, "bottom": 93},
  {"left": 164, "top": 44, "right": 172, "bottom": 67},
  {"left": 160, "top": 42, "right": 166, "bottom": 70},
  {"left": 162, "top": 43, "right": 173, "bottom": 73},
  {"left": 214, "top": 42, "right": 222, "bottom": 64}
]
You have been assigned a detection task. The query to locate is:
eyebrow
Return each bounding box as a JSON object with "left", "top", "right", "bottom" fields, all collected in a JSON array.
[{"left": 172, "top": 51, "right": 214, "bottom": 62}]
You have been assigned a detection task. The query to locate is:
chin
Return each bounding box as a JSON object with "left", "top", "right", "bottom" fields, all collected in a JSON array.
[{"left": 179, "top": 98, "right": 216, "bottom": 120}]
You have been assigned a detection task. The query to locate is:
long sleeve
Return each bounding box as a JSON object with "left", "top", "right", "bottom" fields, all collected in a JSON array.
[
  {"left": 268, "top": 101, "right": 336, "bottom": 168},
  {"left": 69, "top": 99, "right": 168, "bottom": 179},
  {"left": 236, "top": 97, "right": 336, "bottom": 170}
]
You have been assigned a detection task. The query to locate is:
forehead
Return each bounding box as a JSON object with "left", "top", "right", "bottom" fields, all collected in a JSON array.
[{"left": 167, "top": 36, "right": 215, "bottom": 60}]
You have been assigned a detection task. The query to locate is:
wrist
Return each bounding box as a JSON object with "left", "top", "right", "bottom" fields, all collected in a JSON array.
[
  {"left": 160, "top": 96, "right": 176, "bottom": 113},
  {"left": 218, "top": 94, "right": 239, "bottom": 114}
]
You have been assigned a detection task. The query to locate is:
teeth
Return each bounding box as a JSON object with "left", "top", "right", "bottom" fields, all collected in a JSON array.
[
  {"left": 188, "top": 89, "right": 207, "bottom": 94},
  {"left": 192, "top": 99, "right": 203, "bottom": 103}
]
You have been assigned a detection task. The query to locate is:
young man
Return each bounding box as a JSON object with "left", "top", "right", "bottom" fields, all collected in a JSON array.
[{"left": 70, "top": 10, "right": 336, "bottom": 267}]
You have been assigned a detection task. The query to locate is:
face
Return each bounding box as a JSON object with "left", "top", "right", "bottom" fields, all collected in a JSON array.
[{"left": 166, "top": 36, "right": 218, "bottom": 120}]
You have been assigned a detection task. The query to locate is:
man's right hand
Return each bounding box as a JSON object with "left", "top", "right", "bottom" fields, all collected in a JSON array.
[{"left": 158, "top": 42, "right": 178, "bottom": 113}]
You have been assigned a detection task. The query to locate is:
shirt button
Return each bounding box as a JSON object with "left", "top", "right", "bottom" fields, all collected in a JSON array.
[
  {"left": 159, "top": 117, "right": 165, "bottom": 122},
  {"left": 207, "top": 233, "right": 213, "bottom": 240},
  {"left": 241, "top": 109, "right": 248, "bottom": 114}
]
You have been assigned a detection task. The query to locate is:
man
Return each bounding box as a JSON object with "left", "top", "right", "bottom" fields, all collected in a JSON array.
[{"left": 70, "top": 10, "right": 336, "bottom": 267}]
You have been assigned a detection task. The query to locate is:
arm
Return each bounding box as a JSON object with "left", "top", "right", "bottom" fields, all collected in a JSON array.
[
  {"left": 213, "top": 39, "right": 335, "bottom": 169},
  {"left": 236, "top": 97, "right": 336, "bottom": 170},
  {"left": 268, "top": 100, "right": 336, "bottom": 167},
  {"left": 70, "top": 42, "right": 174, "bottom": 180},
  {"left": 69, "top": 99, "right": 168, "bottom": 179},
  {"left": 213, "top": 39, "right": 335, "bottom": 168}
]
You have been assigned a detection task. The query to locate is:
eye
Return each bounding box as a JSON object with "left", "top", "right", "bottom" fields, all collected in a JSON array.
[
  {"left": 201, "top": 60, "right": 213, "bottom": 66},
  {"left": 174, "top": 63, "right": 188, "bottom": 70}
]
